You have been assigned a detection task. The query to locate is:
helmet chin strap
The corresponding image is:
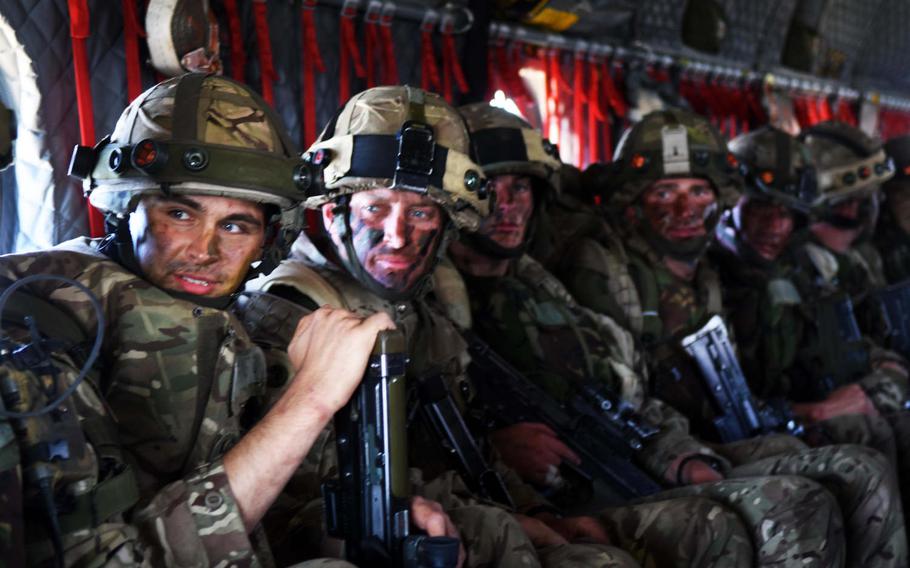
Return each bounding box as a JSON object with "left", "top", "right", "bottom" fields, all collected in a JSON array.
[{"left": 324, "top": 198, "right": 449, "bottom": 302}]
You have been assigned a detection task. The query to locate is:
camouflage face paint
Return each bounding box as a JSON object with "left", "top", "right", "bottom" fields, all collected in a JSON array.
[
  {"left": 477, "top": 175, "right": 535, "bottom": 250},
  {"left": 740, "top": 199, "right": 795, "bottom": 262},
  {"left": 344, "top": 189, "right": 444, "bottom": 294},
  {"left": 640, "top": 178, "right": 717, "bottom": 243}
]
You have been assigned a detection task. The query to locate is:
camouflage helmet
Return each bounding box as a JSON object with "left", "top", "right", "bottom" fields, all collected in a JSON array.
[
  {"left": 729, "top": 126, "right": 818, "bottom": 214},
  {"left": 0, "top": 101, "right": 14, "bottom": 171},
  {"left": 606, "top": 108, "right": 741, "bottom": 210},
  {"left": 799, "top": 120, "right": 893, "bottom": 204},
  {"left": 303, "top": 85, "right": 490, "bottom": 231},
  {"left": 69, "top": 73, "right": 309, "bottom": 231},
  {"left": 458, "top": 102, "right": 562, "bottom": 194}
]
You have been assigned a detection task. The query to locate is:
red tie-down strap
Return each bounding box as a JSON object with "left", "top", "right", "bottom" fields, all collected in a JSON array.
[
  {"left": 817, "top": 95, "right": 833, "bottom": 122},
  {"left": 300, "top": 0, "right": 326, "bottom": 147},
  {"left": 744, "top": 80, "right": 767, "bottom": 125},
  {"left": 252, "top": 0, "right": 276, "bottom": 106},
  {"left": 586, "top": 54, "right": 606, "bottom": 164},
  {"left": 419, "top": 10, "right": 441, "bottom": 93},
  {"left": 572, "top": 47, "right": 588, "bottom": 167},
  {"left": 378, "top": 3, "right": 399, "bottom": 85},
  {"left": 804, "top": 94, "right": 820, "bottom": 125},
  {"left": 223, "top": 0, "right": 246, "bottom": 81},
  {"left": 440, "top": 15, "right": 469, "bottom": 103},
  {"left": 339, "top": 0, "right": 366, "bottom": 104},
  {"left": 836, "top": 97, "right": 858, "bottom": 126},
  {"left": 122, "top": 0, "right": 145, "bottom": 101},
  {"left": 363, "top": 1, "right": 381, "bottom": 88},
  {"left": 601, "top": 59, "right": 626, "bottom": 120},
  {"left": 547, "top": 47, "right": 571, "bottom": 144},
  {"left": 67, "top": 0, "right": 104, "bottom": 237}
]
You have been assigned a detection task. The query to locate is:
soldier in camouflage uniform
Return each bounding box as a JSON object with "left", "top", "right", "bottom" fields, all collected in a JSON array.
[
  {"left": 545, "top": 109, "right": 905, "bottom": 566},
  {"left": 242, "top": 85, "right": 642, "bottom": 568},
  {"left": 874, "top": 134, "right": 910, "bottom": 283},
  {"left": 0, "top": 74, "right": 464, "bottom": 566},
  {"left": 443, "top": 103, "right": 861, "bottom": 567},
  {"left": 710, "top": 125, "right": 910, "bottom": 517}
]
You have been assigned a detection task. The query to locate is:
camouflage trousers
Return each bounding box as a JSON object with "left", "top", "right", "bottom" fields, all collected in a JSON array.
[
  {"left": 449, "top": 504, "right": 640, "bottom": 568},
  {"left": 641, "top": 474, "right": 845, "bottom": 568},
  {"left": 716, "top": 435, "right": 907, "bottom": 568}
]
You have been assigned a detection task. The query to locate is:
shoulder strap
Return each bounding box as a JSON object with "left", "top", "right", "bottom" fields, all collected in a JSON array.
[
  {"left": 246, "top": 259, "right": 347, "bottom": 309},
  {"left": 515, "top": 255, "right": 577, "bottom": 307},
  {"left": 700, "top": 263, "right": 724, "bottom": 316},
  {"left": 626, "top": 254, "right": 662, "bottom": 343}
]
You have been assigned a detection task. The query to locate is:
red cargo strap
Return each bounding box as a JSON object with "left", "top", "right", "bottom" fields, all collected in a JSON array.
[
  {"left": 339, "top": 0, "right": 366, "bottom": 104},
  {"left": 301, "top": 0, "right": 326, "bottom": 147},
  {"left": 547, "top": 47, "right": 570, "bottom": 144},
  {"left": 572, "top": 48, "right": 587, "bottom": 166},
  {"left": 379, "top": 4, "right": 399, "bottom": 84},
  {"left": 836, "top": 97, "right": 857, "bottom": 126},
  {"left": 586, "top": 56, "right": 603, "bottom": 164},
  {"left": 805, "top": 95, "right": 820, "bottom": 125},
  {"left": 122, "top": 0, "right": 145, "bottom": 101},
  {"left": 419, "top": 11, "right": 441, "bottom": 92},
  {"left": 440, "top": 15, "right": 469, "bottom": 103},
  {"left": 363, "top": 1, "right": 381, "bottom": 87},
  {"left": 817, "top": 95, "right": 833, "bottom": 122},
  {"left": 601, "top": 60, "right": 626, "bottom": 119},
  {"left": 223, "top": 0, "right": 246, "bottom": 81},
  {"left": 67, "top": 0, "right": 104, "bottom": 237},
  {"left": 252, "top": 0, "right": 276, "bottom": 106}
]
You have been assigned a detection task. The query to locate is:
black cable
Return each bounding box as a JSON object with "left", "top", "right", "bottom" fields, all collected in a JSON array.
[{"left": 0, "top": 274, "right": 105, "bottom": 419}]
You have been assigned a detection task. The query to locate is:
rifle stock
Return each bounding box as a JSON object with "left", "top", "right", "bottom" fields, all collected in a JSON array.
[{"left": 324, "top": 330, "right": 459, "bottom": 568}]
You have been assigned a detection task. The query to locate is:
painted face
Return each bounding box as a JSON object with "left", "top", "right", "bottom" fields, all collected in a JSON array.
[
  {"left": 477, "top": 174, "right": 535, "bottom": 250},
  {"left": 886, "top": 186, "right": 910, "bottom": 235},
  {"left": 639, "top": 178, "right": 718, "bottom": 242},
  {"left": 740, "top": 199, "right": 795, "bottom": 261},
  {"left": 323, "top": 189, "right": 444, "bottom": 293},
  {"left": 130, "top": 194, "right": 266, "bottom": 297}
]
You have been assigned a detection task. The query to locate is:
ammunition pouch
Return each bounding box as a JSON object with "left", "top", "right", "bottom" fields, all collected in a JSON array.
[{"left": 873, "top": 279, "right": 910, "bottom": 359}]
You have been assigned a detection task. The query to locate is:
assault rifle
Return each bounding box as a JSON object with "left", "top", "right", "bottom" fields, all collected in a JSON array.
[
  {"left": 463, "top": 330, "right": 663, "bottom": 503},
  {"left": 682, "top": 315, "right": 802, "bottom": 443},
  {"left": 874, "top": 280, "right": 910, "bottom": 360},
  {"left": 417, "top": 371, "right": 515, "bottom": 508},
  {"left": 323, "top": 330, "right": 459, "bottom": 568}
]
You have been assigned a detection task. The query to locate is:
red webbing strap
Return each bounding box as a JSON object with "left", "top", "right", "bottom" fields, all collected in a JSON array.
[
  {"left": 122, "top": 0, "right": 144, "bottom": 101},
  {"left": 601, "top": 60, "right": 626, "bottom": 119},
  {"left": 805, "top": 95, "right": 820, "bottom": 125},
  {"left": 440, "top": 18, "right": 469, "bottom": 103},
  {"left": 547, "top": 48, "right": 570, "bottom": 144},
  {"left": 379, "top": 4, "right": 399, "bottom": 85},
  {"left": 836, "top": 97, "right": 857, "bottom": 126},
  {"left": 301, "top": 0, "right": 326, "bottom": 147},
  {"left": 572, "top": 49, "right": 587, "bottom": 166},
  {"left": 586, "top": 55, "right": 605, "bottom": 164},
  {"left": 363, "top": 2, "right": 382, "bottom": 87},
  {"left": 67, "top": 0, "right": 104, "bottom": 237},
  {"left": 339, "top": 1, "right": 366, "bottom": 104},
  {"left": 419, "top": 11, "right": 441, "bottom": 93},
  {"left": 252, "top": 0, "right": 276, "bottom": 106},
  {"left": 818, "top": 95, "right": 833, "bottom": 122},
  {"left": 223, "top": 0, "right": 246, "bottom": 81}
]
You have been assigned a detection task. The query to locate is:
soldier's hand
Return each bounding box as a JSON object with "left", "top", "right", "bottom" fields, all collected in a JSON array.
[
  {"left": 490, "top": 422, "right": 581, "bottom": 487},
  {"left": 513, "top": 513, "right": 569, "bottom": 547},
  {"left": 678, "top": 458, "right": 724, "bottom": 485},
  {"left": 410, "top": 496, "right": 466, "bottom": 568},
  {"left": 792, "top": 383, "right": 880, "bottom": 423},
  {"left": 535, "top": 512, "right": 611, "bottom": 545},
  {"left": 285, "top": 307, "right": 395, "bottom": 419}
]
